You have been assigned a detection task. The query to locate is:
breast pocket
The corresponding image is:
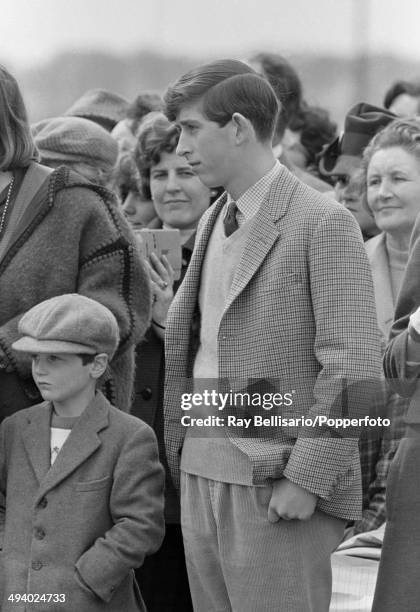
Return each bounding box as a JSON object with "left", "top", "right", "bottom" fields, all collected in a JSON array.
[
  {"left": 74, "top": 476, "right": 111, "bottom": 491},
  {"left": 261, "top": 272, "right": 303, "bottom": 293}
]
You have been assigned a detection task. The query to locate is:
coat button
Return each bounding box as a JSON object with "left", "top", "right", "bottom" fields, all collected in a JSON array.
[
  {"left": 140, "top": 387, "right": 152, "bottom": 401},
  {"left": 39, "top": 498, "right": 48, "bottom": 508},
  {"left": 32, "top": 561, "right": 43, "bottom": 570},
  {"left": 35, "top": 528, "right": 45, "bottom": 540}
]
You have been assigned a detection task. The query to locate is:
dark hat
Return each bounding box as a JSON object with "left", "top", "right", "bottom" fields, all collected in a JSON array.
[
  {"left": 319, "top": 103, "right": 396, "bottom": 176},
  {"left": 12, "top": 294, "right": 120, "bottom": 359},
  {"left": 32, "top": 116, "right": 118, "bottom": 172},
  {"left": 64, "top": 89, "right": 130, "bottom": 131}
]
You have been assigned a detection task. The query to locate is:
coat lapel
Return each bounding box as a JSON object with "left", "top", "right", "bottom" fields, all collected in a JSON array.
[
  {"left": 22, "top": 402, "right": 53, "bottom": 484},
  {"left": 35, "top": 393, "right": 109, "bottom": 502},
  {"left": 366, "top": 233, "right": 395, "bottom": 338},
  {"left": 0, "top": 163, "right": 53, "bottom": 269}
]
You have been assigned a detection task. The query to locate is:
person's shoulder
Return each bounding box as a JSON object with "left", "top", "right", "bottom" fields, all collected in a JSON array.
[
  {"left": 106, "top": 401, "right": 156, "bottom": 440},
  {"left": 50, "top": 166, "right": 117, "bottom": 212},
  {"left": 273, "top": 166, "right": 351, "bottom": 219},
  {"left": 1, "top": 401, "right": 50, "bottom": 430},
  {"left": 292, "top": 165, "right": 332, "bottom": 193}
]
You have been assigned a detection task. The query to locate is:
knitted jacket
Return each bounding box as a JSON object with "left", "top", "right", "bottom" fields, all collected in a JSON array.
[{"left": 0, "top": 164, "right": 151, "bottom": 412}]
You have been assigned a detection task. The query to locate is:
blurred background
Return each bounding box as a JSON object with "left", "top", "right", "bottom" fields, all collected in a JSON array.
[{"left": 2, "top": 0, "right": 420, "bottom": 126}]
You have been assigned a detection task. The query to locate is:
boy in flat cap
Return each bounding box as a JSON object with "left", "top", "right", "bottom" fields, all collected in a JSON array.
[{"left": 0, "top": 294, "right": 165, "bottom": 612}]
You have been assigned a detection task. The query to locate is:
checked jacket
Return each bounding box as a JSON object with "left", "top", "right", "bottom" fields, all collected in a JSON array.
[{"left": 164, "top": 165, "right": 383, "bottom": 521}]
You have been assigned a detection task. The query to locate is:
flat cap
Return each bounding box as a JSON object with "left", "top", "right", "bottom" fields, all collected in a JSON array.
[{"left": 12, "top": 294, "right": 120, "bottom": 359}]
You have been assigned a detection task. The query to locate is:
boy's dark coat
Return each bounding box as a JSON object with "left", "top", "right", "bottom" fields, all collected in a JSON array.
[{"left": 0, "top": 392, "right": 165, "bottom": 611}]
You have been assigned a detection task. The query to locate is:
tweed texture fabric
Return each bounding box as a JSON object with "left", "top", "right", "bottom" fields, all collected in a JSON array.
[
  {"left": 13, "top": 294, "right": 120, "bottom": 358},
  {"left": 32, "top": 116, "right": 118, "bottom": 171},
  {"left": 0, "top": 164, "right": 151, "bottom": 412},
  {"left": 164, "top": 164, "right": 382, "bottom": 521},
  {"left": 230, "top": 159, "right": 280, "bottom": 224},
  {"left": 0, "top": 392, "right": 164, "bottom": 612}
]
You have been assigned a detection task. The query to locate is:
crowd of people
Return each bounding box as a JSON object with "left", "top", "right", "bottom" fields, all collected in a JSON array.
[{"left": 0, "top": 53, "right": 420, "bottom": 611}]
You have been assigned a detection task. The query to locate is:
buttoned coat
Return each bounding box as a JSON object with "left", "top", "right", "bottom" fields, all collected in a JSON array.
[
  {"left": 164, "top": 165, "right": 382, "bottom": 521},
  {"left": 0, "top": 392, "right": 165, "bottom": 612}
]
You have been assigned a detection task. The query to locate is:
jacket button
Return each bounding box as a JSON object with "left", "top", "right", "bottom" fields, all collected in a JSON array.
[
  {"left": 32, "top": 561, "right": 43, "bottom": 570},
  {"left": 140, "top": 387, "right": 152, "bottom": 401},
  {"left": 39, "top": 498, "right": 48, "bottom": 508},
  {"left": 35, "top": 528, "right": 45, "bottom": 540}
]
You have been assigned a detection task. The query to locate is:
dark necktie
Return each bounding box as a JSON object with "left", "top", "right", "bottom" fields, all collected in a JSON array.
[{"left": 223, "top": 201, "right": 239, "bottom": 237}]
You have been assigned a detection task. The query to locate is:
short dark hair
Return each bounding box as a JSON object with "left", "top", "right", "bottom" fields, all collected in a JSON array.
[
  {"left": 134, "top": 112, "right": 180, "bottom": 199},
  {"left": 288, "top": 104, "right": 337, "bottom": 173},
  {"left": 0, "top": 65, "right": 39, "bottom": 170},
  {"left": 249, "top": 52, "right": 303, "bottom": 139},
  {"left": 164, "top": 59, "right": 279, "bottom": 143},
  {"left": 77, "top": 353, "right": 96, "bottom": 365},
  {"left": 126, "top": 92, "right": 164, "bottom": 134}
]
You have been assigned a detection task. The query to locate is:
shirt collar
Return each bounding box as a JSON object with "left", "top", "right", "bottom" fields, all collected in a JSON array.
[{"left": 227, "top": 161, "right": 281, "bottom": 221}]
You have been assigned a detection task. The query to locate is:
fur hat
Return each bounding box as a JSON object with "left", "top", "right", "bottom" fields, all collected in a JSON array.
[
  {"left": 32, "top": 116, "right": 118, "bottom": 172},
  {"left": 64, "top": 88, "right": 130, "bottom": 131},
  {"left": 319, "top": 103, "right": 396, "bottom": 176},
  {"left": 12, "top": 294, "right": 120, "bottom": 359}
]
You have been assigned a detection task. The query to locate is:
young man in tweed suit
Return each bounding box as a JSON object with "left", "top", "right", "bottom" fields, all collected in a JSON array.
[{"left": 163, "top": 59, "right": 382, "bottom": 611}]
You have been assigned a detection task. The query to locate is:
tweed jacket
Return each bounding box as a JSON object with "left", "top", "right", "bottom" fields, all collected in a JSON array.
[
  {"left": 0, "top": 392, "right": 165, "bottom": 612},
  {"left": 164, "top": 165, "right": 382, "bottom": 521},
  {"left": 0, "top": 163, "right": 151, "bottom": 413}
]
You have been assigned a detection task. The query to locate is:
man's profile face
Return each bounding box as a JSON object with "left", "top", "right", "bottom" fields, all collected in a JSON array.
[{"left": 176, "top": 101, "right": 234, "bottom": 189}]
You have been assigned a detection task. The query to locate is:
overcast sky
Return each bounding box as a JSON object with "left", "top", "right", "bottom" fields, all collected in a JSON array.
[{"left": 1, "top": 0, "right": 420, "bottom": 68}]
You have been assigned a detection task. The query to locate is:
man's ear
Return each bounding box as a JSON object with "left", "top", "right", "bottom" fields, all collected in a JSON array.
[
  {"left": 90, "top": 353, "right": 109, "bottom": 379},
  {"left": 231, "top": 112, "right": 254, "bottom": 144}
]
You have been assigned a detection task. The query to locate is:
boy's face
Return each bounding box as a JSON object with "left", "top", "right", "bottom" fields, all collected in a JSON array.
[
  {"left": 176, "top": 101, "right": 234, "bottom": 189},
  {"left": 31, "top": 353, "right": 95, "bottom": 406}
]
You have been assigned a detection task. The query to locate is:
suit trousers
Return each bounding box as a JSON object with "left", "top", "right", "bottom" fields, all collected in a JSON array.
[{"left": 180, "top": 472, "right": 345, "bottom": 612}]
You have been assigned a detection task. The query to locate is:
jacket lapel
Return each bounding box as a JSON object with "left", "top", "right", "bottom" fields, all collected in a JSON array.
[
  {"left": 22, "top": 402, "right": 53, "bottom": 484},
  {"left": 225, "top": 166, "right": 293, "bottom": 310},
  {"left": 35, "top": 393, "right": 109, "bottom": 502}
]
